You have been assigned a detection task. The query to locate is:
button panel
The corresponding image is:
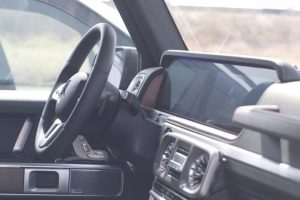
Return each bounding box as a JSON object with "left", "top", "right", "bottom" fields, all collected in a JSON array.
[
  {"left": 151, "top": 181, "right": 187, "bottom": 200},
  {"left": 72, "top": 135, "right": 108, "bottom": 161}
]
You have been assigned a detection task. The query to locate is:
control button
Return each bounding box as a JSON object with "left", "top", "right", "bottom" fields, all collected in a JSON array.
[
  {"left": 79, "top": 135, "right": 85, "bottom": 142},
  {"left": 87, "top": 150, "right": 107, "bottom": 160},
  {"left": 82, "top": 143, "right": 89, "bottom": 152},
  {"left": 150, "top": 190, "right": 166, "bottom": 200}
]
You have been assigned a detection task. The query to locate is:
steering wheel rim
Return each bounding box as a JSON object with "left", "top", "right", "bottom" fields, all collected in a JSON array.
[{"left": 35, "top": 23, "right": 116, "bottom": 157}]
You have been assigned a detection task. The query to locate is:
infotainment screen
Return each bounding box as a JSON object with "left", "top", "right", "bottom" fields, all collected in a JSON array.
[{"left": 156, "top": 51, "right": 280, "bottom": 134}]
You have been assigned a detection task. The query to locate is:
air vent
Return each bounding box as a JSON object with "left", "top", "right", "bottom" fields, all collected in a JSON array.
[
  {"left": 177, "top": 146, "right": 189, "bottom": 156},
  {"left": 159, "top": 142, "right": 175, "bottom": 173},
  {"left": 188, "top": 153, "right": 209, "bottom": 189}
]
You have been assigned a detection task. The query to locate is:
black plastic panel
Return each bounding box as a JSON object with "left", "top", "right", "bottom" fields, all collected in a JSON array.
[
  {"left": 0, "top": 168, "right": 24, "bottom": 193},
  {"left": 70, "top": 169, "right": 123, "bottom": 196},
  {"left": 35, "top": 171, "right": 59, "bottom": 188},
  {"left": 0, "top": 114, "right": 26, "bottom": 157},
  {"left": 209, "top": 188, "right": 268, "bottom": 200}
]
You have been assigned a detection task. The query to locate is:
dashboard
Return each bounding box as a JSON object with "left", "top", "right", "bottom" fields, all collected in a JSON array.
[
  {"left": 148, "top": 114, "right": 300, "bottom": 200},
  {"left": 124, "top": 50, "right": 300, "bottom": 200}
]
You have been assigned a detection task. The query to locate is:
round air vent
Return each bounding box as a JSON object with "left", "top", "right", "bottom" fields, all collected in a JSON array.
[
  {"left": 188, "top": 153, "right": 209, "bottom": 189},
  {"left": 159, "top": 142, "right": 175, "bottom": 173}
]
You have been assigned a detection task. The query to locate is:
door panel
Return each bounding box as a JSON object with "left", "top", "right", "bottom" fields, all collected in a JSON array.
[
  {"left": 0, "top": 91, "right": 47, "bottom": 158},
  {"left": 0, "top": 114, "right": 27, "bottom": 157}
]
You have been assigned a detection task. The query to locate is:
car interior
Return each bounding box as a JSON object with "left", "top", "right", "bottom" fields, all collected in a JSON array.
[{"left": 0, "top": 0, "right": 300, "bottom": 200}]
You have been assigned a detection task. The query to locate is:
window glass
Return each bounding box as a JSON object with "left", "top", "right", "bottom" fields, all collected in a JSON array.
[
  {"left": 0, "top": 0, "right": 135, "bottom": 91},
  {"left": 0, "top": 9, "right": 83, "bottom": 90},
  {"left": 164, "top": 0, "right": 300, "bottom": 66}
]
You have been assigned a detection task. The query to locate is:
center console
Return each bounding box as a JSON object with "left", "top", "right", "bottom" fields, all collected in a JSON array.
[{"left": 150, "top": 127, "right": 220, "bottom": 200}]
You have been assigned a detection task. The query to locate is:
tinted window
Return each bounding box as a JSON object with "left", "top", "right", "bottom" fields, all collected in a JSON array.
[{"left": 156, "top": 58, "right": 279, "bottom": 133}]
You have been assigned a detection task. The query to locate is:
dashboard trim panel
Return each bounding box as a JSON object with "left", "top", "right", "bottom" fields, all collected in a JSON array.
[
  {"left": 165, "top": 118, "right": 300, "bottom": 185},
  {"left": 168, "top": 116, "right": 237, "bottom": 141},
  {"left": 143, "top": 107, "right": 237, "bottom": 141}
]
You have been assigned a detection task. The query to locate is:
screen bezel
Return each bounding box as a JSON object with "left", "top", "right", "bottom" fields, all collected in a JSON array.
[
  {"left": 156, "top": 50, "right": 291, "bottom": 134},
  {"left": 160, "top": 50, "right": 298, "bottom": 83}
]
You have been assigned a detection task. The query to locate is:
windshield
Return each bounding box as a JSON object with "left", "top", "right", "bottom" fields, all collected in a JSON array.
[{"left": 164, "top": 0, "right": 300, "bottom": 66}]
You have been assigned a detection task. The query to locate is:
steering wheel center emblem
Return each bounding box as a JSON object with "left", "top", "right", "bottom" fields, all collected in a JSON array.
[{"left": 56, "top": 80, "right": 71, "bottom": 103}]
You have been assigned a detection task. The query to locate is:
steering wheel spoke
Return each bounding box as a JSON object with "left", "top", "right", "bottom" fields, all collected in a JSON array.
[{"left": 39, "top": 119, "right": 64, "bottom": 148}]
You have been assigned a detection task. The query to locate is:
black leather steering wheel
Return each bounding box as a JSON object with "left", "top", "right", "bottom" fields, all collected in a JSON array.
[{"left": 35, "top": 23, "right": 116, "bottom": 157}]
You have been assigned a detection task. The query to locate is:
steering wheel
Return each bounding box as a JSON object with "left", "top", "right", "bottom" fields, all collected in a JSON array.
[{"left": 35, "top": 23, "right": 116, "bottom": 157}]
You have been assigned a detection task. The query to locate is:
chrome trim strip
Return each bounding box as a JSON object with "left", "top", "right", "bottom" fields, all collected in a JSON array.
[
  {"left": 0, "top": 163, "right": 119, "bottom": 169},
  {"left": 168, "top": 116, "right": 237, "bottom": 141},
  {"left": 143, "top": 107, "right": 238, "bottom": 141},
  {"left": 24, "top": 168, "right": 69, "bottom": 194},
  {"left": 165, "top": 122, "right": 300, "bottom": 184},
  {"left": 0, "top": 163, "right": 124, "bottom": 197}
]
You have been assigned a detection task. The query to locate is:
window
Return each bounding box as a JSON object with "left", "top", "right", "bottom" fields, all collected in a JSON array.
[
  {"left": 165, "top": 0, "right": 300, "bottom": 66},
  {"left": 0, "top": 0, "right": 134, "bottom": 91},
  {"left": 0, "top": 9, "right": 84, "bottom": 90}
]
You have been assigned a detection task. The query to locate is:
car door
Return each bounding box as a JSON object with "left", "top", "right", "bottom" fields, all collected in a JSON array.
[{"left": 0, "top": 0, "right": 135, "bottom": 159}]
